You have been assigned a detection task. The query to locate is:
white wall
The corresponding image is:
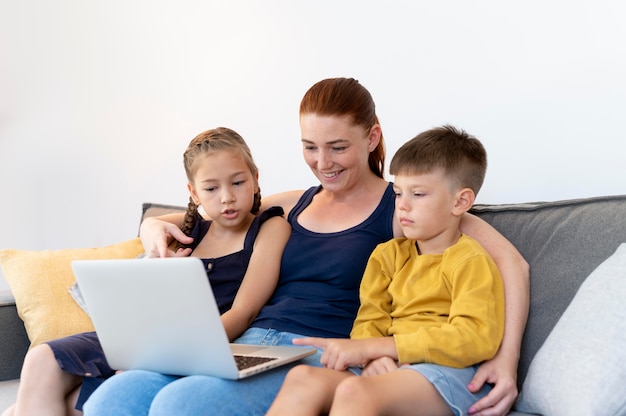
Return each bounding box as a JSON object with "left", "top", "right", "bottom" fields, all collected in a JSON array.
[{"left": 1, "top": 1, "right": 625, "bottom": 288}]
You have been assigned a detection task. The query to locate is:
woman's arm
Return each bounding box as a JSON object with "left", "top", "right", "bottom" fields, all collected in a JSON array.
[
  {"left": 258, "top": 190, "right": 305, "bottom": 216},
  {"left": 139, "top": 214, "right": 189, "bottom": 258},
  {"left": 220, "top": 216, "right": 291, "bottom": 340},
  {"left": 140, "top": 190, "right": 305, "bottom": 258},
  {"left": 460, "top": 213, "right": 530, "bottom": 416}
]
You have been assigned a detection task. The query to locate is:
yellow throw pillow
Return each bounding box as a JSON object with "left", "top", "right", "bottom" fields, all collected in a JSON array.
[{"left": 0, "top": 238, "right": 145, "bottom": 348}]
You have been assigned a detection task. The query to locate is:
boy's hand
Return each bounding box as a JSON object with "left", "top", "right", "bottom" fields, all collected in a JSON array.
[
  {"left": 362, "top": 356, "right": 398, "bottom": 376},
  {"left": 293, "top": 337, "right": 370, "bottom": 370}
]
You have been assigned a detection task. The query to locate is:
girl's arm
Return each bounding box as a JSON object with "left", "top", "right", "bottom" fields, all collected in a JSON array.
[
  {"left": 459, "top": 213, "right": 530, "bottom": 415},
  {"left": 220, "top": 216, "right": 291, "bottom": 341},
  {"left": 140, "top": 190, "right": 304, "bottom": 258}
]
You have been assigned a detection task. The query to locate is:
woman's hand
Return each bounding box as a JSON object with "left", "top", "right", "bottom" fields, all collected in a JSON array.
[
  {"left": 140, "top": 216, "right": 193, "bottom": 258},
  {"left": 467, "top": 352, "right": 519, "bottom": 416}
]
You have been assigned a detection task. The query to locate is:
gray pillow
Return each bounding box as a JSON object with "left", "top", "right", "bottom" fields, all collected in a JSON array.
[{"left": 515, "top": 243, "right": 626, "bottom": 415}]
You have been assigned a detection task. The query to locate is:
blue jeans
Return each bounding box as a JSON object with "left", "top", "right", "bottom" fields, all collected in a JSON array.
[{"left": 83, "top": 328, "right": 323, "bottom": 416}]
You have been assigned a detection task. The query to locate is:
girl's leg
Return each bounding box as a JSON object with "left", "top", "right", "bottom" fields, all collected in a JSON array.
[
  {"left": 3, "top": 386, "right": 87, "bottom": 416},
  {"left": 267, "top": 365, "right": 353, "bottom": 416},
  {"left": 65, "top": 387, "right": 82, "bottom": 415},
  {"left": 0, "top": 405, "right": 14, "bottom": 416},
  {"left": 82, "top": 370, "right": 179, "bottom": 416},
  {"left": 330, "top": 369, "right": 452, "bottom": 416},
  {"left": 12, "top": 344, "right": 82, "bottom": 416}
]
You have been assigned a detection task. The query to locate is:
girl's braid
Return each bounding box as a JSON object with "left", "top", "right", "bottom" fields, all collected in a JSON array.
[{"left": 175, "top": 196, "right": 200, "bottom": 252}]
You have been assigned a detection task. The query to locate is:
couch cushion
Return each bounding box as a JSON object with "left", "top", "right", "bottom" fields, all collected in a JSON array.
[
  {"left": 0, "top": 238, "right": 145, "bottom": 348},
  {"left": 515, "top": 243, "right": 626, "bottom": 415},
  {"left": 470, "top": 194, "right": 626, "bottom": 388}
]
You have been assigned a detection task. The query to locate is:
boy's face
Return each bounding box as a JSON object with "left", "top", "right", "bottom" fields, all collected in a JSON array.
[{"left": 393, "top": 169, "right": 462, "bottom": 243}]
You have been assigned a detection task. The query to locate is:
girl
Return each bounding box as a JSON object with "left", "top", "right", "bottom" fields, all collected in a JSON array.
[{"left": 2, "top": 127, "right": 290, "bottom": 416}]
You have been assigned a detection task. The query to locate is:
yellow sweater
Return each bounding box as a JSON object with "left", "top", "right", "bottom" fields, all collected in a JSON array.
[{"left": 350, "top": 234, "right": 505, "bottom": 368}]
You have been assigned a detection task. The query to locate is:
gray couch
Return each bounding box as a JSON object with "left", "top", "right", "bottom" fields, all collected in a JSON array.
[{"left": 1, "top": 195, "right": 625, "bottom": 414}]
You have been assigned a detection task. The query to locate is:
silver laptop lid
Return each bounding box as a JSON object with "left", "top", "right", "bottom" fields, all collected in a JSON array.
[
  {"left": 73, "top": 257, "right": 241, "bottom": 378},
  {"left": 72, "top": 257, "right": 316, "bottom": 379}
]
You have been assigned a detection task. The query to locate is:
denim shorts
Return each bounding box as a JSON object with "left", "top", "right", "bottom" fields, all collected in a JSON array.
[
  {"left": 348, "top": 362, "right": 489, "bottom": 416},
  {"left": 402, "top": 363, "right": 490, "bottom": 416}
]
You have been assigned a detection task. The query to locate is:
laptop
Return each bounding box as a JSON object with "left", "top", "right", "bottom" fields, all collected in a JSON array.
[{"left": 71, "top": 257, "right": 317, "bottom": 379}]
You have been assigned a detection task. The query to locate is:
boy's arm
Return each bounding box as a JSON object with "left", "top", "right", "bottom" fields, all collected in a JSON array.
[
  {"left": 350, "top": 245, "right": 394, "bottom": 339},
  {"left": 459, "top": 214, "right": 529, "bottom": 358},
  {"left": 460, "top": 213, "right": 529, "bottom": 415},
  {"left": 293, "top": 337, "right": 397, "bottom": 370},
  {"left": 294, "top": 243, "right": 397, "bottom": 370}
]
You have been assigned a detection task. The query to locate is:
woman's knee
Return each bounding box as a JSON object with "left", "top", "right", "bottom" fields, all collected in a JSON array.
[{"left": 150, "top": 376, "right": 234, "bottom": 416}]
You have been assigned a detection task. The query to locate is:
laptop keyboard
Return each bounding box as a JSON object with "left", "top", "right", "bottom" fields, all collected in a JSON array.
[{"left": 234, "top": 355, "right": 278, "bottom": 370}]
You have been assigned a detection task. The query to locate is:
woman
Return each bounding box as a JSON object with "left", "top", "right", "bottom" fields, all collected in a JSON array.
[{"left": 84, "top": 78, "right": 528, "bottom": 416}]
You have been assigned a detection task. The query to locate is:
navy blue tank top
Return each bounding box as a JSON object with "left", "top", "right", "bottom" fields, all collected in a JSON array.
[
  {"left": 188, "top": 206, "right": 284, "bottom": 314},
  {"left": 252, "top": 183, "right": 395, "bottom": 338}
]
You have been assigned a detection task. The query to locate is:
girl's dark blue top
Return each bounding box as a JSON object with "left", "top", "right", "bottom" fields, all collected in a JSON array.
[
  {"left": 251, "top": 183, "right": 395, "bottom": 338},
  {"left": 188, "top": 206, "right": 284, "bottom": 314}
]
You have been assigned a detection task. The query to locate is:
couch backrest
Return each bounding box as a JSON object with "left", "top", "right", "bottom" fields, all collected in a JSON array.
[
  {"left": 471, "top": 194, "right": 626, "bottom": 388},
  {"left": 140, "top": 202, "right": 187, "bottom": 236}
]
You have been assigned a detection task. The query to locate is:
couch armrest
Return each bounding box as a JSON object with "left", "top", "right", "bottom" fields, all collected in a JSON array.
[{"left": 0, "top": 291, "right": 29, "bottom": 381}]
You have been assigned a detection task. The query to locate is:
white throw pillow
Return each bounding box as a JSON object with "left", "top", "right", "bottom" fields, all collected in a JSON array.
[{"left": 515, "top": 243, "right": 626, "bottom": 416}]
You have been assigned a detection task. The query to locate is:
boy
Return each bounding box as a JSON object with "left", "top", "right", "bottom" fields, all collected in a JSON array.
[{"left": 267, "top": 125, "right": 505, "bottom": 416}]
